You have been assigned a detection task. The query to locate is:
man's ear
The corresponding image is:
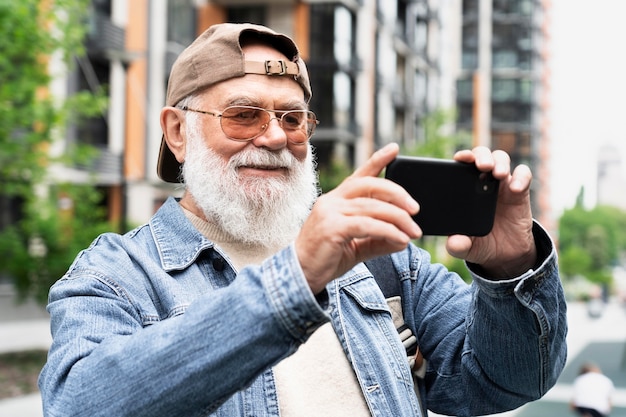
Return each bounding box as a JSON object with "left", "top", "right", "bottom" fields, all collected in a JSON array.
[{"left": 160, "top": 107, "right": 186, "bottom": 163}]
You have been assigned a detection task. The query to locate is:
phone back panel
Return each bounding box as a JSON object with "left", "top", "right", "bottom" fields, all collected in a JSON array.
[{"left": 385, "top": 156, "right": 499, "bottom": 236}]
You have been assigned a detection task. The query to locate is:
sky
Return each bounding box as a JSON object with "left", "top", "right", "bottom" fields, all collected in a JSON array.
[{"left": 549, "top": 0, "right": 626, "bottom": 216}]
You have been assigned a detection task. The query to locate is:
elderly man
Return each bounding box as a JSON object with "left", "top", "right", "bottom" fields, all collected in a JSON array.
[{"left": 39, "top": 23, "right": 566, "bottom": 417}]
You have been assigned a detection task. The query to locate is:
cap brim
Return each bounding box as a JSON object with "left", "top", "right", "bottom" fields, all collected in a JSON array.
[{"left": 157, "top": 135, "right": 182, "bottom": 183}]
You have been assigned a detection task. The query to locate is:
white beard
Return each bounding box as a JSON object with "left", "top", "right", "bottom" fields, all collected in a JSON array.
[{"left": 182, "top": 114, "right": 319, "bottom": 248}]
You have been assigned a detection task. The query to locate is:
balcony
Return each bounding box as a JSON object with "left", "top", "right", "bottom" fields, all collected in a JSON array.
[{"left": 85, "top": 11, "right": 126, "bottom": 61}]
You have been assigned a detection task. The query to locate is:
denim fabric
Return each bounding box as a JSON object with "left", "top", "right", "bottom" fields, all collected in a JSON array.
[{"left": 39, "top": 196, "right": 567, "bottom": 417}]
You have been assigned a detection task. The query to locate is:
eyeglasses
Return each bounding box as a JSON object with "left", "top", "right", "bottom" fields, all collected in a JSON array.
[{"left": 181, "top": 105, "right": 319, "bottom": 143}]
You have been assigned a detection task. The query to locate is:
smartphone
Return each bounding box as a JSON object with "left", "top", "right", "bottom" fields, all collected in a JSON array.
[{"left": 384, "top": 155, "right": 499, "bottom": 236}]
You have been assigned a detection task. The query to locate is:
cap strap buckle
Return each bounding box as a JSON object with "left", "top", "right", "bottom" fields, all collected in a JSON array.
[
  {"left": 265, "top": 59, "right": 286, "bottom": 75},
  {"left": 244, "top": 60, "right": 300, "bottom": 77}
]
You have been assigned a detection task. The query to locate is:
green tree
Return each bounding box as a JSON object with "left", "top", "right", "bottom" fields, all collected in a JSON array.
[
  {"left": 558, "top": 204, "right": 626, "bottom": 287},
  {"left": 318, "top": 157, "right": 352, "bottom": 193},
  {"left": 0, "top": 0, "right": 111, "bottom": 304},
  {"left": 404, "top": 108, "right": 471, "bottom": 158}
]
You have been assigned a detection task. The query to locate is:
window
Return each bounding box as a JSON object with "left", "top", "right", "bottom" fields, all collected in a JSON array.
[
  {"left": 492, "top": 22, "right": 532, "bottom": 70},
  {"left": 491, "top": 78, "right": 517, "bottom": 102},
  {"left": 228, "top": 6, "right": 266, "bottom": 25},
  {"left": 309, "top": 4, "right": 357, "bottom": 133},
  {"left": 462, "top": 0, "right": 479, "bottom": 16},
  {"left": 167, "top": 0, "right": 197, "bottom": 47},
  {"left": 76, "top": 58, "right": 109, "bottom": 147},
  {"left": 492, "top": 0, "right": 533, "bottom": 15},
  {"left": 491, "top": 103, "right": 531, "bottom": 123},
  {"left": 456, "top": 78, "right": 474, "bottom": 101},
  {"left": 462, "top": 23, "right": 478, "bottom": 69}
]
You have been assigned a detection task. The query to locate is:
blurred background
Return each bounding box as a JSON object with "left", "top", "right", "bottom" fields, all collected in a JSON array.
[{"left": 0, "top": 0, "right": 624, "bottom": 416}]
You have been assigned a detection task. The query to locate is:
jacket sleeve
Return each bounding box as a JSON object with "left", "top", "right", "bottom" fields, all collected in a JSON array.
[
  {"left": 38, "top": 243, "right": 328, "bottom": 417},
  {"left": 403, "top": 221, "right": 567, "bottom": 416}
]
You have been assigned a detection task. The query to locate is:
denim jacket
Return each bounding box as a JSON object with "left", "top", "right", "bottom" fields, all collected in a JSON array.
[{"left": 39, "top": 197, "right": 567, "bottom": 417}]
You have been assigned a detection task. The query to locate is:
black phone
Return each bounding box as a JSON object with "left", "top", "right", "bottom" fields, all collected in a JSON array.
[{"left": 384, "top": 155, "right": 500, "bottom": 236}]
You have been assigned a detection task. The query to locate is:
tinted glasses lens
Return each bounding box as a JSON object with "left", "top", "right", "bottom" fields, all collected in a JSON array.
[
  {"left": 220, "top": 107, "right": 269, "bottom": 140},
  {"left": 280, "top": 111, "right": 313, "bottom": 143},
  {"left": 219, "top": 106, "right": 316, "bottom": 142}
]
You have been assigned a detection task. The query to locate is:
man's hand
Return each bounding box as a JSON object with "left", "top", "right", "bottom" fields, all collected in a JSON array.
[
  {"left": 295, "top": 143, "right": 421, "bottom": 293},
  {"left": 446, "top": 147, "right": 537, "bottom": 278}
]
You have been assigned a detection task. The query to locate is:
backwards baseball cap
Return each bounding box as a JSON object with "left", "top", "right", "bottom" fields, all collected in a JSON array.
[{"left": 157, "top": 22, "right": 312, "bottom": 183}]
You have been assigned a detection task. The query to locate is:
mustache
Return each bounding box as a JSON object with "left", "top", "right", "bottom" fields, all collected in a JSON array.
[{"left": 228, "top": 148, "right": 298, "bottom": 170}]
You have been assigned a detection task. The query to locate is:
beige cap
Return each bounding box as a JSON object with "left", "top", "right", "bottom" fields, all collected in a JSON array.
[{"left": 157, "top": 22, "right": 312, "bottom": 183}]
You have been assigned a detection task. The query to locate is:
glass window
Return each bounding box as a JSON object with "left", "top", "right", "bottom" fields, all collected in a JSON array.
[
  {"left": 414, "top": 3, "right": 428, "bottom": 54},
  {"left": 76, "top": 59, "right": 109, "bottom": 147},
  {"left": 310, "top": 4, "right": 336, "bottom": 61},
  {"left": 462, "top": 23, "right": 478, "bottom": 69},
  {"left": 493, "top": 50, "right": 517, "bottom": 68},
  {"left": 309, "top": 3, "right": 357, "bottom": 133},
  {"left": 334, "top": 72, "right": 353, "bottom": 129},
  {"left": 491, "top": 78, "right": 533, "bottom": 103},
  {"left": 519, "top": 79, "right": 532, "bottom": 103},
  {"left": 456, "top": 78, "right": 473, "bottom": 101},
  {"left": 491, "top": 78, "right": 517, "bottom": 102},
  {"left": 413, "top": 70, "right": 427, "bottom": 106},
  {"left": 493, "top": 0, "right": 533, "bottom": 15},
  {"left": 462, "top": 0, "right": 479, "bottom": 16},
  {"left": 167, "top": 0, "right": 197, "bottom": 46},
  {"left": 457, "top": 103, "right": 473, "bottom": 125},
  {"left": 492, "top": 22, "right": 532, "bottom": 69},
  {"left": 491, "top": 103, "right": 531, "bottom": 123},
  {"left": 334, "top": 6, "right": 354, "bottom": 68},
  {"left": 228, "top": 6, "right": 266, "bottom": 25}
]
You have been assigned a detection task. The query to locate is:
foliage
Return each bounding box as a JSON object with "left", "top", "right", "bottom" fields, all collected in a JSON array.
[
  {"left": 404, "top": 108, "right": 472, "bottom": 159},
  {"left": 558, "top": 246, "right": 592, "bottom": 278},
  {"left": 318, "top": 157, "right": 353, "bottom": 193},
  {"left": 558, "top": 204, "right": 626, "bottom": 286},
  {"left": 0, "top": 185, "right": 111, "bottom": 303},
  {"left": 0, "top": 0, "right": 112, "bottom": 303},
  {"left": 0, "top": 0, "right": 96, "bottom": 192}
]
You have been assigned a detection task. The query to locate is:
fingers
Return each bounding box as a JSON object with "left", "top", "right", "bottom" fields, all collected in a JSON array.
[
  {"left": 456, "top": 146, "right": 533, "bottom": 195},
  {"left": 446, "top": 146, "right": 535, "bottom": 270},
  {"left": 454, "top": 147, "right": 511, "bottom": 179},
  {"left": 510, "top": 163, "right": 532, "bottom": 193},
  {"left": 340, "top": 176, "right": 419, "bottom": 215},
  {"left": 350, "top": 143, "right": 400, "bottom": 179},
  {"left": 295, "top": 162, "right": 422, "bottom": 292},
  {"left": 327, "top": 176, "right": 421, "bottom": 238},
  {"left": 445, "top": 234, "right": 474, "bottom": 259},
  {"left": 341, "top": 197, "right": 421, "bottom": 242}
]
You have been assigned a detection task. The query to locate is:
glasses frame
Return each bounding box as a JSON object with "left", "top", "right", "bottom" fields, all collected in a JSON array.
[{"left": 181, "top": 105, "right": 319, "bottom": 143}]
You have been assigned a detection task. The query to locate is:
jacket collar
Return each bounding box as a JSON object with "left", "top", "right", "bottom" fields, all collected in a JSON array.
[{"left": 150, "top": 197, "right": 215, "bottom": 272}]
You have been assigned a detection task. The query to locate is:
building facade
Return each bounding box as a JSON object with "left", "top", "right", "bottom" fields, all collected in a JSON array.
[
  {"left": 48, "top": 0, "right": 448, "bottom": 227},
  {"left": 49, "top": 0, "right": 551, "bottom": 231},
  {"left": 456, "top": 0, "right": 552, "bottom": 228}
]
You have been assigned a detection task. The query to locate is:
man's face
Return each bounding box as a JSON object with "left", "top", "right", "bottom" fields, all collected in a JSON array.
[
  {"left": 180, "top": 42, "right": 319, "bottom": 247},
  {"left": 184, "top": 42, "right": 311, "bottom": 187}
]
